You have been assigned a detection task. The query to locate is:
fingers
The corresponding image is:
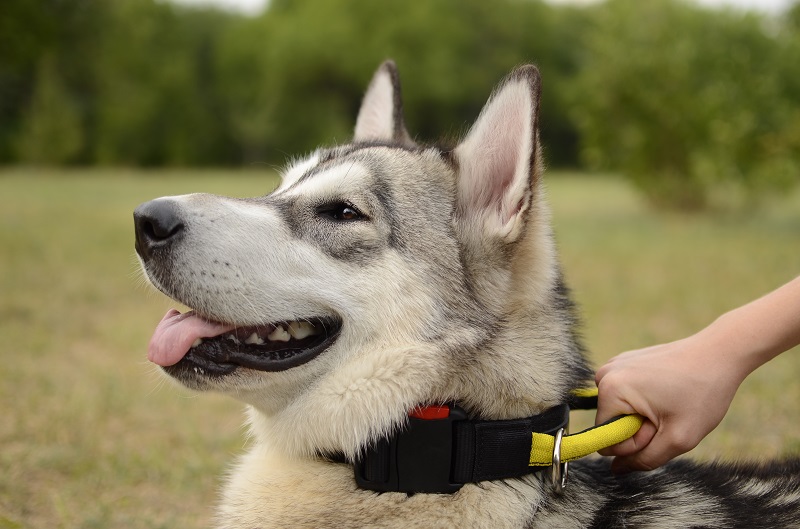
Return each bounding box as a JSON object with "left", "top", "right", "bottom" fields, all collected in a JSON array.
[
  {"left": 594, "top": 358, "right": 616, "bottom": 384},
  {"left": 595, "top": 348, "right": 643, "bottom": 382},
  {"left": 598, "top": 419, "right": 656, "bottom": 457},
  {"left": 612, "top": 435, "right": 671, "bottom": 473},
  {"left": 610, "top": 428, "right": 700, "bottom": 474},
  {"left": 594, "top": 367, "right": 662, "bottom": 467}
]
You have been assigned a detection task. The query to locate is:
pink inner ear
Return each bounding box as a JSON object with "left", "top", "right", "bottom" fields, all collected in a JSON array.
[
  {"left": 492, "top": 115, "right": 526, "bottom": 223},
  {"left": 457, "top": 79, "right": 532, "bottom": 227}
]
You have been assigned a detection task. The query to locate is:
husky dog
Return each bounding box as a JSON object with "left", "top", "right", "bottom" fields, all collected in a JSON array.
[{"left": 134, "top": 62, "right": 800, "bottom": 528}]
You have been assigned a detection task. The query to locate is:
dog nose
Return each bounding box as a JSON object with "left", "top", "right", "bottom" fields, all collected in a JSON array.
[{"left": 134, "top": 199, "right": 185, "bottom": 260}]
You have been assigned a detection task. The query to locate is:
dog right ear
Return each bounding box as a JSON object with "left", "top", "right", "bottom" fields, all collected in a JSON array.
[
  {"left": 354, "top": 60, "right": 414, "bottom": 146},
  {"left": 453, "top": 65, "right": 542, "bottom": 243}
]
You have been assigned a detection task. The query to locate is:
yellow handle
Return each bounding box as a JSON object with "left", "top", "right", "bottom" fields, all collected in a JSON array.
[{"left": 529, "top": 388, "right": 644, "bottom": 467}]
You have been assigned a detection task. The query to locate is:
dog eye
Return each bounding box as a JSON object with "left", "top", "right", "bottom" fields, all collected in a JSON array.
[
  {"left": 337, "top": 207, "right": 361, "bottom": 221},
  {"left": 318, "top": 203, "right": 366, "bottom": 222}
]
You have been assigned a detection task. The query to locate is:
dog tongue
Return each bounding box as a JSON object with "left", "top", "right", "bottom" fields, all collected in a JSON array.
[{"left": 148, "top": 309, "right": 236, "bottom": 366}]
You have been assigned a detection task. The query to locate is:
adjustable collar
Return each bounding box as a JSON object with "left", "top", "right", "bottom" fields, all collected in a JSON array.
[{"left": 352, "top": 387, "right": 643, "bottom": 494}]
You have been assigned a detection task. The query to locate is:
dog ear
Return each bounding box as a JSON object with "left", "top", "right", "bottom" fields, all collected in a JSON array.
[
  {"left": 354, "top": 60, "right": 414, "bottom": 146},
  {"left": 454, "top": 65, "right": 541, "bottom": 242}
]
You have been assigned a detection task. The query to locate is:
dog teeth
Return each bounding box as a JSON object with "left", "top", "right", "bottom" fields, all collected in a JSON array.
[
  {"left": 267, "top": 325, "right": 291, "bottom": 342},
  {"left": 196, "top": 321, "right": 319, "bottom": 346},
  {"left": 288, "top": 321, "right": 317, "bottom": 340},
  {"left": 245, "top": 332, "right": 265, "bottom": 345}
]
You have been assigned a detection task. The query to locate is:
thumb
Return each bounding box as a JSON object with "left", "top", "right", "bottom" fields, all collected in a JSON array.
[
  {"left": 598, "top": 419, "right": 657, "bottom": 457},
  {"left": 610, "top": 431, "right": 680, "bottom": 473}
]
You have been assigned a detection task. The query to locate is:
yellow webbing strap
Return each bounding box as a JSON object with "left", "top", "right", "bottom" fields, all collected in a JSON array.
[
  {"left": 529, "top": 387, "right": 644, "bottom": 467},
  {"left": 570, "top": 387, "right": 599, "bottom": 399}
]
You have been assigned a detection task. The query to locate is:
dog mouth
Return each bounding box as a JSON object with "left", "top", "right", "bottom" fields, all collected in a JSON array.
[{"left": 148, "top": 309, "right": 342, "bottom": 377}]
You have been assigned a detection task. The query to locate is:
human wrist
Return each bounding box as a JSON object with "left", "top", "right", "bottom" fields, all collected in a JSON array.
[{"left": 694, "top": 311, "right": 765, "bottom": 386}]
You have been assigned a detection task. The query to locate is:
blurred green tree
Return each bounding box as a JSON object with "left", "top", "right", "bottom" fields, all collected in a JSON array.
[
  {"left": 788, "top": 1, "right": 800, "bottom": 29},
  {"left": 216, "top": 0, "right": 584, "bottom": 165},
  {"left": 16, "top": 55, "right": 84, "bottom": 165},
  {"left": 92, "top": 0, "right": 237, "bottom": 166},
  {"left": 571, "top": 0, "right": 799, "bottom": 210},
  {"left": 0, "top": 0, "right": 106, "bottom": 163},
  {"left": 2, "top": 0, "right": 798, "bottom": 192},
  {"left": 0, "top": 0, "right": 606, "bottom": 168}
]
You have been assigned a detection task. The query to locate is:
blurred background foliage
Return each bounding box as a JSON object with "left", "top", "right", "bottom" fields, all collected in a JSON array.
[{"left": 1, "top": 0, "right": 798, "bottom": 209}]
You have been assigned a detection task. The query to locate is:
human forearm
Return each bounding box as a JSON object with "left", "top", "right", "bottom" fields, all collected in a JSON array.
[{"left": 697, "top": 275, "right": 800, "bottom": 382}]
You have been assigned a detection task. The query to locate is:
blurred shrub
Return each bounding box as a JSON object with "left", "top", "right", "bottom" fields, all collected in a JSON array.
[
  {"left": 0, "top": 0, "right": 584, "bottom": 167},
  {"left": 1, "top": 0, "right": 799, "bottom": 211},
  {"left": 215, "top": 0, "right": 585, "bottom": 164},
  {"left": 571, "top": 0, "right": 800, "bottom": 210},
  {"left": 91, "top": 2, "right": 237, "bottom": 166},
  {"left": 15, "top": 55, "right": 83, "bottom": 165},
  {"left": 0, "top": 0, "right": 104, "bottom": 163}
]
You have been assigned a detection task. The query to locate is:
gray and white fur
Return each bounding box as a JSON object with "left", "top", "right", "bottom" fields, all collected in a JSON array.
[{"left": 134, "top": 61, "right": 800, "bottom": 528}]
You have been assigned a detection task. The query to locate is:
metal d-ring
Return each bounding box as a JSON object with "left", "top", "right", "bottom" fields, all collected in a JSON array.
[{"left": 551, "top": 427, "right": 569, "bottom": 494}]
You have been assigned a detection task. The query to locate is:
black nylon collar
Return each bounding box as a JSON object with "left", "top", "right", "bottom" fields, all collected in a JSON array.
[{"left": 348, "top": 403, "right": 570, "bottom": 494}]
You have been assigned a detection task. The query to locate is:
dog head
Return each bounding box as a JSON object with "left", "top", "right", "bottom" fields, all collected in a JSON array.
[{"left": 134, "top": 61, "right": 591, "bottom": 458}]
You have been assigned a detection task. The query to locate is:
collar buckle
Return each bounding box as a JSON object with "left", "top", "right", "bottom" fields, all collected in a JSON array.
[{"left": 355, "top": 404, "right": 467, "bottom": 494}]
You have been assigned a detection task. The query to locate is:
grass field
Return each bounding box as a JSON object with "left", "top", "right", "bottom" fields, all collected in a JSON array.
[{"left": 1, "top": 168, "right": 798, "bottom": 528}]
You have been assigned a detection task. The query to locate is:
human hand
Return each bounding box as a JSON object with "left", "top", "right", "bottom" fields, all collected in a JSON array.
[
  {"left": 596, "top": 276, "right": 800, "bottom": 473},
  {"left": 594, "top": 334, "right": 744, "bottom": 473}
]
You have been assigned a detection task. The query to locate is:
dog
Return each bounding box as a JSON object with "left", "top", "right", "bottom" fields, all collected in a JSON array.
[{"left": 134, "top": 61, "right": 800, "bottom": 528}]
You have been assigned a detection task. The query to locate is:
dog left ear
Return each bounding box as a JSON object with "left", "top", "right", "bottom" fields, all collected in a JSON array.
[
  {"left": 354, "top": 60, "right": 414, "bottom": 146},
  {"left": 454, "top": 65, "right": 541, "bottom": 242}
]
